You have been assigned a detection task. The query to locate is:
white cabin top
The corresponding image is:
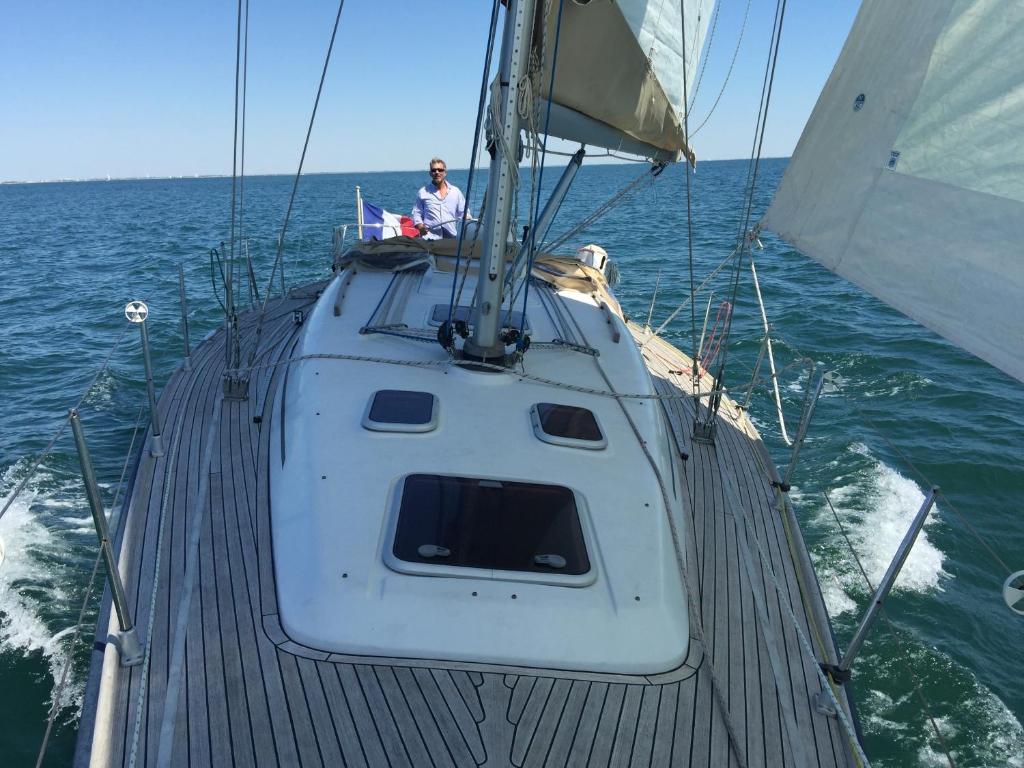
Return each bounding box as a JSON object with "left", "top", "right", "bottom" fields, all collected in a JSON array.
[{"left": 270, "top": 255, "right": 689, "bottom": 675}]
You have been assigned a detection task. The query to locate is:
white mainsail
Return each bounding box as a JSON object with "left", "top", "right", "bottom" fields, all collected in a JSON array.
[
  {"left": 763, "top": 0, "right": 1024, "bottom": 383},
  {"left": 534, "top": 0, "right": 715, "bottom": 162}
]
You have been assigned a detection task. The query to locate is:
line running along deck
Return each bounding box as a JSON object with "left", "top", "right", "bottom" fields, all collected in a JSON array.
[{"left": 76, "top": 286, "right": 859, "bottom": 767}]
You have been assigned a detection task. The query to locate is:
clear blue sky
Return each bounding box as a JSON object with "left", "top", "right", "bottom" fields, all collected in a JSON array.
[{"left": 0, "top": 1, "right": 859, "bottom": 182}]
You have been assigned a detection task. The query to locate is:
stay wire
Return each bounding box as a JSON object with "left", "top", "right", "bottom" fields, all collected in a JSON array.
[
  {"left": 822, "top": 490, "right": 957, "bottom": 768},
  {"left": 446, "top": 0, "right": 502, "bottom": 332},
  {"left": 226, "top": 0, "right": 244, "bottom": 373},
  {"left": 708, "top": 0, "right": 787, "bottom": 413},
  {"left": 238, "top": 0, "right": 250, "bottom": 306},
  {"left": 517, "top": 0, "right": 566, "bottom": 347},
  {"left": 247, "top": 0, "right": 347, "bottom": 371},
  {"left": 690, "top": 0, "right": 752, "bottom": 138},
  {"left": 687, "top": 0, "right": 722, "bottom": 113},
  {"left": 680, "top": 0, "right": 698, "bottom": 382}
]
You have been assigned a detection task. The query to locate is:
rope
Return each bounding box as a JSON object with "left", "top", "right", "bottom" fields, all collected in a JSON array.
[
  {"left": 823, "top": 490, "right": 957, "bottom": 768},
  {"left": 546, "top": 287, "right": 750, "bottom": 765},
  {"left": 690, "top": 0, "right": 752, "bottom": 138},
  {"left": 232, "top": 349, "right": 723, "bottom": 401},
  {"left": 33, "top": 402, "right": 147, "bottom": 768},
  {"left": 686, "top": 0, "right": 722, "bottom": 113},
  {"left": 648, "top": 240, "right": 742, "bottom": 339},
  {"left": 246, "top": 0, "right": 347, "bottom": 372},
  {"left": 0, "top": 323, "right": 129, "bottom": 524}
]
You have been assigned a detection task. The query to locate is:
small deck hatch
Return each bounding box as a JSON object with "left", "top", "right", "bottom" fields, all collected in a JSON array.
[
  {"left": 531, "top": 403, "right": 606, "bottom": 450},
  {"left": 363, "top": 390, "right": 438, "bottom": 432},
  {"left": 392, "top": 474, "right": 590, "bottom": 576}
]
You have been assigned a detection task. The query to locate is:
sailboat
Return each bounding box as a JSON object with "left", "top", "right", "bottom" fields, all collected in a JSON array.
[{"left": 69, "top": 0, "right": 1020, "bottom": 766}]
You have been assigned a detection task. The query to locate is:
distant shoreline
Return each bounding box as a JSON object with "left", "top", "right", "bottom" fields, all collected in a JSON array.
[{"left": 0, "top": 157, "right": 788, "bottom": 186}]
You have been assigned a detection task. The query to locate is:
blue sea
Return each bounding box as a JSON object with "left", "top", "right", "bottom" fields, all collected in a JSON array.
[{"left": 1, "top": 161, "right": 1022, "bottom": 766}]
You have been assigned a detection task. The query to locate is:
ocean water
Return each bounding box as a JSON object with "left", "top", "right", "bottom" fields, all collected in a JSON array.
[{"left": 1, "top": 161, "right": 1022, "bottom": 766}]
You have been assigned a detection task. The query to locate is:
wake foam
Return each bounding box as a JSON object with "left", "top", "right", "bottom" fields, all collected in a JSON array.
[
  {"left": 815, "top": 444, "right": 948, "bottom": 616},
  {"left": 0, "top": 460, "right": 92, "bottom": 713}
]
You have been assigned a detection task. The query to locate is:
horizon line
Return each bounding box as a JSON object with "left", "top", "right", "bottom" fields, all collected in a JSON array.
[{"left": 1, "top": 156, "right": 790, "bottom": 186}]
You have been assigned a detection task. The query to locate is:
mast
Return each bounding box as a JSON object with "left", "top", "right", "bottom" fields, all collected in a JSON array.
[{"left": 464, "top": 0, "right": 538, "bottom": 361}]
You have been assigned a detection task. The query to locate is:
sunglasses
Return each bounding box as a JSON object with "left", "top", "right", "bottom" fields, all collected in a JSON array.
[{"left": 430, "top": 168, "right": 446, "bottom": 173}]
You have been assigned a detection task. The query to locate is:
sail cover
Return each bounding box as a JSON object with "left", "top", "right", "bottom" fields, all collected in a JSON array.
[
  {"left": 534, "top": 0, "right": 715, "bottom": 162},
  {"left": 763, "top": 0, "right": 1024, "bottom": 383}
]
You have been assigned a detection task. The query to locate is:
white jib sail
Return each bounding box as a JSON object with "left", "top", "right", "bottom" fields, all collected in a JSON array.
[
  {"left": 762, "top": 0, "right": 1024, "bottom": 383},
  {"left": 535, "top": 0, "right": 715, "bottom": 162}
]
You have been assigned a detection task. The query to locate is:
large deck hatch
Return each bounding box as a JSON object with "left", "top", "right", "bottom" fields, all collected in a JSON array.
[{"left": 391, "top": 474, "right": 590, "bottom": 577}]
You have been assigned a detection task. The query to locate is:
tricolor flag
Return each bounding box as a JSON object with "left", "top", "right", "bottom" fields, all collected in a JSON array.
[{"left": 361, "top": 201, "right": 419, "bottom": 241}]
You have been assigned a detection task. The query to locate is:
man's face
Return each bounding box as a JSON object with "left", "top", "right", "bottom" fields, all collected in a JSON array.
[{"left": 430, "top": 164, "right": 446, "bottom": 185}]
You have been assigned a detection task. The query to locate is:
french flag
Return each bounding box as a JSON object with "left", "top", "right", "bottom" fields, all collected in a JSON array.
[{"left": 361, "top": 201, "right": 419, "bottom": 240}]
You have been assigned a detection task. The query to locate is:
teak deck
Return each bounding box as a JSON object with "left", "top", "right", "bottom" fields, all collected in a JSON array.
[{"left": 76, "top": 285, "right": 859, "bottom": 767}]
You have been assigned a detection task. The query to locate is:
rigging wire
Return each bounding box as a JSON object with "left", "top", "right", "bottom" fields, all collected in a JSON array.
[
  {"left": 542, "top": 164, "right": 660, "bottom": 253},
  {"left": 690, "top": 0, "right": 752, "bottom": 138},
  {"left": 238, "top": 0, "right": 251, "bottom": 306},
  {"left": 246, "top": 0, "right": 348, "bottom": 372},
  {"left": 226, "top": 0, "right": 245, "bottom": 373},
  {"left": 700, "top": 0, "right": 788, "bottom": 426},
  {"left": 686, "top": 0, "right": 722, "bottom": 113},
  {"left": 445, "top": 0, "right": 502, "bottom": 336},
  {"left": 680, "top": 0, "right": 699, "bottom": 383}
]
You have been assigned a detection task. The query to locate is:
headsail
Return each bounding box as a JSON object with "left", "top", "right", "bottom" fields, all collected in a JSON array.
[
  {"left": 763, "top": 0, "right": 1024, "bottom": 383},
  {"left": 533, "top": 0, "right": 716, "bottom": 163}
]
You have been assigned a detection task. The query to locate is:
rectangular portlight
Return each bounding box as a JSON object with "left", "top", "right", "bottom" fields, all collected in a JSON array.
[
  {"left": 362, "top": 390, "right": 438, "bottom": 433},
  {"left": 531, "top": 403, "right": 606, "bottom": 450}
]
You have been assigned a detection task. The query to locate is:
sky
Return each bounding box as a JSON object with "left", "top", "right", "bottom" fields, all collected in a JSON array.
[{"left": 0, "top": 1, "right": 860, "bottom": 182}]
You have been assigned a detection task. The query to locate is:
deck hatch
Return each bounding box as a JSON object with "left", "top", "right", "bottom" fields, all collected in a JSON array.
[
  {"left": 531, "top": 403, "right": 606, "bottom": 449},
  {"left": 363, "top": 390, "right": 438, "bottom": 432},
  {"left": 392, "top": 474, "right": 590, "bottom": 575}
]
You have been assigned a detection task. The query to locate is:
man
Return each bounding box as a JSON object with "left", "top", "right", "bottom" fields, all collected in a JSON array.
[{"left": 411, "top": 158, "right": 470, "bottom": 240}]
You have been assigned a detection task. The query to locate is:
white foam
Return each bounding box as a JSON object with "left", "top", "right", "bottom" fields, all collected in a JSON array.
[
  {"left": 0, "top": 462, "right": 88, "bottom": 713},
  {"left": 816, "top": 445, "right": 948, "bottom": 615}
]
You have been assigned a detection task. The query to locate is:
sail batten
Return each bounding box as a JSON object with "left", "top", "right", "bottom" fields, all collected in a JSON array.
[
  {"left": 534, "top": 0, "right": 714, "bottom": 161},
  {"left": 763, "top": 0, "right": 1024, "bottom": 383}
]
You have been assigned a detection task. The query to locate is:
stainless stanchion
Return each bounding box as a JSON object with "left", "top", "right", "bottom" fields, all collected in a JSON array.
[
  {"left": 780, "top": 370, "right": 841, "bottom": 490},
  {"left": 817, "top": 486, "right": 940, "bottom": 714},
  {"left": 177, "top": 265, "right": 192, "bottom": 372},
  {"left": 125, "top": 301, "right": 163, "bottom": 457},
  {"left": 69, "top": 409, "right": 144, "bottom": 666}
]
